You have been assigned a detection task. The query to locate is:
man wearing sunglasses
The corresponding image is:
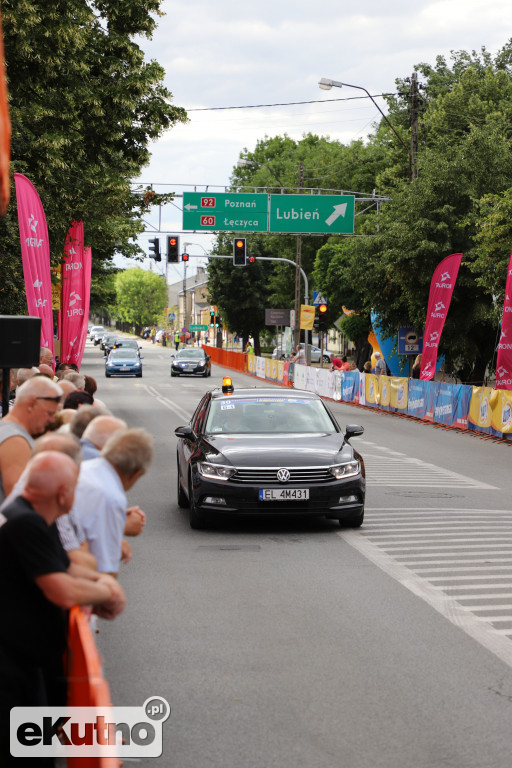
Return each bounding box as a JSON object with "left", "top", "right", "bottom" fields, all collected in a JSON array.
[{"left": 0, "top": 376, "right": 63, "bottom": 506}]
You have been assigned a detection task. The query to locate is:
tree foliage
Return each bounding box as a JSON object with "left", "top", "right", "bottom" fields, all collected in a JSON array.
[
  {"left": 112, "top": 268, "right": 167, "bottom": 330},
  {"left": 207, "top": 42, "right": 512, "bottom": 382},
  {"left": 0, "top": 0, "right": 186, "bottom": 315}
]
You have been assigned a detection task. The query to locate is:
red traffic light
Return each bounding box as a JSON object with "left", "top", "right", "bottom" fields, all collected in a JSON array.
[
  {"left": 318, "top": 303, "right": 328, "bottom": 314},
  {"left": 169, "top": 237, "right": 177, "bottom": 247},
  {"left": 248, "top": 256, "right": 256, "bottom": 263},
  {"left": 182, "top": 253, "right": 189, "bottom": 262},
  {"left": 235, "top": 240, "right": 244, "bottom": 249}
]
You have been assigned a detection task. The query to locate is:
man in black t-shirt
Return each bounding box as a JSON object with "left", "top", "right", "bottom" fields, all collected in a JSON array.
[{"left": 0, "top": 451, "right": 126, "bottom": 767}]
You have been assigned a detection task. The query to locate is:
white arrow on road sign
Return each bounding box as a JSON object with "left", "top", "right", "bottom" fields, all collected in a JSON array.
[
  {"left": 184, "top": 203, "right": 198, "bottom": 211},
  {"left": 325, "top": 203, "right": 347, "bottom": 227}
]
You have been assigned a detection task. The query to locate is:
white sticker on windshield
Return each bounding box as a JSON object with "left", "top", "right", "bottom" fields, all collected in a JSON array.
[{"left": 220, "top": 404, "right": 235, "bottom": 410}]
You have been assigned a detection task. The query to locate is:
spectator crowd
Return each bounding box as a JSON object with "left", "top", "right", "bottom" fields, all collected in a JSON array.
[{"left": 0, "top": 344, "right": 153, "bottom": 767}]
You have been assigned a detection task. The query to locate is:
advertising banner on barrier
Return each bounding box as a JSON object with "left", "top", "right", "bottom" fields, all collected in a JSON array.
[
  {"left": 365, "top": 374, "right": 380, "bottom": 405},
  {"left": 340, "top": 371, "right": 358, "bottom": 402},
  {"left": 420, "top": 253, "right": 463, "bottom": 381},
  {"left": 378, "top": 375, "right": 391, "bottom": 410},
  {"left": 256, "top": 357, "right": 266, "bottom": 378},
  {"left": 248, "top": 354, "right": 257, "bottom": 374},
  {"left": 357, "top": 373, "right": 365, "bottom": 405},
  {"left": 490, "top": 388, "right": 512, "bottom": 434},
  {"left": 293, "top": 363, "right": 307, "bottom": 390},
  {"left": 390, "top": 377, "right": 408, "bottom": 411},
  {"left": 407, "top": 380, "right": 433, "bottom": 419},
  {"left": 433, "top": 384, "right": 472, "bottom": 428},
  {"left": 496, "top": 251, "right": 512, "bottom": 390},
  {"left": 469, "top": 386, "right": 493, "bottom": 431}
]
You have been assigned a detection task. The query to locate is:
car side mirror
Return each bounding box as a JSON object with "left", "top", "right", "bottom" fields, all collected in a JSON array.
[
  {"left": 139, "top": 355, "right": 144, "bottom": 359},
  {"left": 170, "top": 353, "right": 175, "bottom": 358},
  {"left": 175, "top": 425, "right": 195, "bottom": 439},
  {"left": 344, "top": 424, "right": 364, "bottom": 442}
]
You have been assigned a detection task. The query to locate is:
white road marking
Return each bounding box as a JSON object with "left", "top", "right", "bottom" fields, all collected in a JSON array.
[
  {"left": 341, "top": 507, "right": 512, "bottom": 668},
  {"left": 143, "top": 385, "right": 191, "bottom": 421}
]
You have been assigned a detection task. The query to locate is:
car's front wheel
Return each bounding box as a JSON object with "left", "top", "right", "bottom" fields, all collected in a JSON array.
[
  {"left": 177, "top": 461, "right": 189, "bottom": 509},
  {"left": 339, "top": 508, "right": 364, "bottom": 528},
  {"left": 323, "top": 354, "right": 331, "bottom": 363},
  {"left": 189, "top": 475, "right": 207, "bottom": 529}
]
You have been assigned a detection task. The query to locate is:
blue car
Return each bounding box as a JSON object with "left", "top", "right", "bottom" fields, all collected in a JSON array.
[{"left": 105, "top": 348, "right": 143, "bottom": 378}]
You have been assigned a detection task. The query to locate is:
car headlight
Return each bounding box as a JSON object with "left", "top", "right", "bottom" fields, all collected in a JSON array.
[
  {"left": 198, "top": 462, "right": 236, "bottom": 481},
  {"left": 330, "top": 460, "right": 360, "bottom": 479}
]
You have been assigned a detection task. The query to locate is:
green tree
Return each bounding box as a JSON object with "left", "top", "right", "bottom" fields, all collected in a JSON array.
[
  {"left": 322, "top": 42, "right": 512, "bottom": 383},
  {"left": 0, "top": 0, "right": 186, "bottom": 314},
  {"left": 112, "top": 268, "right": 167, "bottom": 332},
  {"left": 209, "top": 133, "right": 388, "bottom": 340},
  {"left": 207, "top": 239, "right": 272, "bottom": 354},
  {"left": 312, "top": 240, "right": 372, "bottom": 367}
]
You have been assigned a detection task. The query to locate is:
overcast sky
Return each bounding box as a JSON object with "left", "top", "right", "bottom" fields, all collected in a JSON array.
[{"left": 132, "top": 0, "right": 511, "bottom": 280}]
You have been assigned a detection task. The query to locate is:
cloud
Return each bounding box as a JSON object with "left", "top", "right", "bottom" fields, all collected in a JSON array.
[{"left": 129, "top": 0, "right": 510, "bottom": 270}]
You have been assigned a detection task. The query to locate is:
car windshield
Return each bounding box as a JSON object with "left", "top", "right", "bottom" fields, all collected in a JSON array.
[
  {"left": 205, "top": 397, "right": 337, "bottom": 434},
  {"left": 176, "top": 349, "right": 205, "bottom": 359},
  {"left": 109, "top": 349, "right": 138, "bottom": 360}
]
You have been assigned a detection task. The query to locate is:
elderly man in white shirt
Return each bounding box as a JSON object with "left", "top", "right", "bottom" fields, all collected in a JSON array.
[{"left": 69, "top": 428, "right": 153, "bottom": 576}]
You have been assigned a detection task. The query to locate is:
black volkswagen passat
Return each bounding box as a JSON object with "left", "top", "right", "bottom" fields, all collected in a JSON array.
[
  {"left": 175, "top": 383, "right": 365, "bottom": 529},
  {"left": 170, "top": 347, "right": 211, "bottom": 377}
]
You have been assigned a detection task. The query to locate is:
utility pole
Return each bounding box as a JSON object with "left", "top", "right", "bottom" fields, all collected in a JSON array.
[
  {"left": 182, "top": 257, "right": 187, "bottom": 330},
  {"left": 294, "top": 161, "right": 303, "bottom": 351},
  {"left": 410, "top": 72, "right": 419, "bottom": 181}
]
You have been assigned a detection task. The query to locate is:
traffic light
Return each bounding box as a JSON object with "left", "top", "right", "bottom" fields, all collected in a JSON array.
[
  {"left": 248, "top": 256, "right": 256, "bottom": 264},
  {"left": 148, "top": 238, "right": 161, "bottom": 262},
  {"left": 210, "top": 310, "right": 215, "bottom": 327},
  {"left": 233, "top": 237, "right": 247, "bottom": 266},
  {"left": 318, "top": 303, "right": 328, "bottom": 333},
  {"left": 182, "top": 252, "right": 190, "bottom": 262},
  {"left": 167, "top": 236, "right": 179, "bottom": 263}
]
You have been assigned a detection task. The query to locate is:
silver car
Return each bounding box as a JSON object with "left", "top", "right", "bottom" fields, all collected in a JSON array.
[{"left": 272, "top": 343, "right": 333, "bottom": 364}]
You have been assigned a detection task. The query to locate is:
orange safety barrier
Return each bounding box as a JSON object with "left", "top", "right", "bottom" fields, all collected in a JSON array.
[
  {"left": 66, "top": 606, "right": 118, "bottom": 768},
  {"left": 203, "top": 345, "right": 246, "bottom": 372}
]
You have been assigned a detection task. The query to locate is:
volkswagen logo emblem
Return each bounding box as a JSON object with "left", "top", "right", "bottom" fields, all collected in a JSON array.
[{"left": 277, "top": 468, "right": 290, "bottom": 483}]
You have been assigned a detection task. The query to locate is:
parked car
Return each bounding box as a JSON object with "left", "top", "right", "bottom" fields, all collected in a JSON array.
[
  {"left": 272, "top": 343, "right": 333, "bottom": 364},
  {"left": 105, "top": 348, "right": 143, "bottom": 377},
  {"left": 175, "top": 382, "right": 365, "bottom": 529}
]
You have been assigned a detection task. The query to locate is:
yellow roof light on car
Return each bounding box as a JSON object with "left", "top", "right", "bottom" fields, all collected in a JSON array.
[{"left": 222, "top": 377, "right": 234, "bottom": 394}]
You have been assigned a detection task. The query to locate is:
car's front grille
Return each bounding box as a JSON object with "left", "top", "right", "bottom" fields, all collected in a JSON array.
[{"left": 231, "top": 466, "right": 333, "bottom": 484}]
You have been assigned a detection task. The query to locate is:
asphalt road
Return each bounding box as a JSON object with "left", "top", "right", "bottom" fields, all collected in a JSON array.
[{"left": 84, "top": 338, "right": 512, "bottom": 768}]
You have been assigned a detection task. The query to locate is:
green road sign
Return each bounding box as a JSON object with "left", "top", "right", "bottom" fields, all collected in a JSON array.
[
  {"left": 269, "top": 194, "right": 355, "bottom": 234},
  {"left": 183, "top": 192, "right": 268, "bottom": 232},
  {"left": 189, "top": 324, "right": 208, "bottom": 331}
]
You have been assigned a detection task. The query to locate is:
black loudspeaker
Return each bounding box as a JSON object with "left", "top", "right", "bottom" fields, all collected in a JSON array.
[{"left": 0, "top": 315, "right": 42, "bottom": 368}]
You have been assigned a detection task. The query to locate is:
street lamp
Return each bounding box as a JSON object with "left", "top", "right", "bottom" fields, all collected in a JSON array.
[{"left": 318, "top": 77, "right": 408, "bottom": 153}]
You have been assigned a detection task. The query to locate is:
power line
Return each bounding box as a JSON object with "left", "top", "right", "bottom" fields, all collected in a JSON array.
[{"left": 186, "top": 94, "right": 397, "bottom": 112}]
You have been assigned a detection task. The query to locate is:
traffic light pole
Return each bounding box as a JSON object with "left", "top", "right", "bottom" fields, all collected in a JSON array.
[{"left": 202, "top": 253, "right": 310, "bottom": 364}]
